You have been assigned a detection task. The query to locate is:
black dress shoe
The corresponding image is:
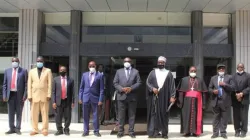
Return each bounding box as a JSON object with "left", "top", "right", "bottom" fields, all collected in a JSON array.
[
  {"left": 240, "top": 133, "right": 246, "bottom": 138},
  {"left": 82, "top": 133, "right": 89, "bottom": 137},
  {"left": 54, "top": 131, "right": 63, "bottom": 136},
  {"left": 221, "top": 134, "right": 227, "bottom": 139},
  {"left": 235, "top": 132, "right": 240, "bottom": 137},
  {"left": 129, "top": 133, "right": 136, "bottom": 138},
  {"left": 117, "top": 133, "right": 124, "bottom": 138},
  {"left": 162, "top": 135, "right": 168, "bottom": 139},
  {"left": 5, "top": 130, "right": 15, "bottom": 135},
  {"left": 94, "top": 132, "right": 101, "bottom": 137},
  {"left": 15, "top": 129, "right": 21, "bottom": 135},
  {"left": 64, "top": 131, "right": 70, "bottom": 136},
  {"left": 211, "top": 134, "right": 218, "bottom": 138}
]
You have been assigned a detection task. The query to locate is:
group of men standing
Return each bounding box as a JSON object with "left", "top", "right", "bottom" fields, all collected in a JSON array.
[{"left": 2, "top": 55, "right": 250, "bottom": 139}]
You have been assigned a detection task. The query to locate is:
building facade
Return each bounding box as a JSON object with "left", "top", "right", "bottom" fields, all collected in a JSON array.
[{"left": 0, "top": 0, "right": 249, "bottom": 124}]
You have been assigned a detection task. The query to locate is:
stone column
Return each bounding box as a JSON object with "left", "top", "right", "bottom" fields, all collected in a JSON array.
[
  {"left": 69, "top": 10, "right": 81, "bottom": 123},
  {"left": 18, "top": 9, "right": 43, "bottom": 122},
  {"left": 191, "top": 11, "right": 204, "bottom": 79}
]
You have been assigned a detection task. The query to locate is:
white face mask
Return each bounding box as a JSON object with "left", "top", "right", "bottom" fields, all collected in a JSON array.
[
  {"left": 218, "top": 72, "right": 225, "bottom": 76},
  {"left": 89, "top": 67, "right": 96, "bottom": 73},
  {"left": 189, "top": 72, "right": 196, "bottom": 78},
  {"left": 124, "top": 62, "right": 131, "bottom": 68},
  {"left": 237, "top": 70, "right": 244, "bottom": 74}
]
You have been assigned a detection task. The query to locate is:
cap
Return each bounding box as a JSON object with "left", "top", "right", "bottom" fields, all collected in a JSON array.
[
  {"left": 158, "top": 56, "right": 167, "bottom": 62},
  {"left": 217, "top": 64, "right": 226, "bottom": 69}
]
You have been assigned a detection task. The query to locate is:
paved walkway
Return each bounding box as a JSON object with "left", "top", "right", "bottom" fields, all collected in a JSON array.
[{"left": 0, "top": 121, "right": 249, "bottom": 140}]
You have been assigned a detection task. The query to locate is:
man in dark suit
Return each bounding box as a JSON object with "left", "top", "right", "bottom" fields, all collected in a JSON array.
[
  {"left": 79, "top": 61, "right": 104, "bottom": 137},
  {"left": 209, "top": 64, "right": 234, "bottom": 139},
  {"left": 231, "top": 63, "right": 250, "bottom": 138},
  {"left": 2, "top": 57, "right": 28, "bottom": 135},
  {"left": 52, "top": 66, "right": 74, "bottom": 136},
  {"left": 113, "top": 57, "right": 141, "bottom": 138}
]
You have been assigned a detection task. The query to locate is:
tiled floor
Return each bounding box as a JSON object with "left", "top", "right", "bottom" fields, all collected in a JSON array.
[{"left": 0, "top": 120, "right": 249, "bottom": 140}]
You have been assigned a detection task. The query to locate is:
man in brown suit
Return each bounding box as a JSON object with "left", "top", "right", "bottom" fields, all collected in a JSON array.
[{"left": 28, "top": 56, "right": 53, "bottom": 136}]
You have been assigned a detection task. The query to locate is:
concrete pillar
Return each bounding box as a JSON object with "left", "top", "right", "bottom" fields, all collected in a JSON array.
[
  {"left": 18, "top": 9, "right": 43, "bottom": 122},
  {"left": 69, "top": 10, "right": 81, "bottom": 123},
  {"left": 232, "top": 10, "right": 250, "bottom": 125},
  {"left": 191, "top": 11, "right": 204, "bottom": 79}
]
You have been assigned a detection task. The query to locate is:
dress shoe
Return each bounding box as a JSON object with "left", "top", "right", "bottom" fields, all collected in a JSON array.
[
  {"left": 235, "top": 132, "right": 240, "bottom": 137},
  {"left": 82, "top": 133, "right": 89, "bottom": 137},
  {"left": 240, "top": 133, "right": 246, "bottom": 138},
  {"left": 129, "top": 133, "right": 136, "bottom": 138},
  {"left": 5, "top": 130, "right": 15, "bottom": 135},
  {"left": 54, "top": 131, "right": 63, "bottom": 136},
  {"left": 30, "top": 131, "right": 39, "bottom": 136},
  {"left": 162, "top": 135, "right": 168, "bottom": 139},
  {"left": 64, "top": 131, "right": 70, "bottom": 136},
  {"left": 42, "top": 131, "right": 48, "bottom": 136},
  {"left": 117, "top": 133, "right": 124, "bottom": 138},
  {"left": 221, "top": 134, "right": 227, "bottom": 139},
  {"left": 211, "top": 134, "right": 218, "bottom": 138},
  {"left": 94, "top": 132, "right": 101, "bottom": 137},
  {"left": 15, "top": 129, "right": 21, "bottom": 135}
]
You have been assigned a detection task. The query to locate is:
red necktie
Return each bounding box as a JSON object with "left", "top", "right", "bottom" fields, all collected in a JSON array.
[
  {"left": 61, "top": 78, "right": 66, "bottom": 99},
  {"left": 11, "top": 68, "right": 16, "bottom": 89}
]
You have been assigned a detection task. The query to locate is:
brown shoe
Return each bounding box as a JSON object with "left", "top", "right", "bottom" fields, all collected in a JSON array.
[
  {"left": 30, "top": 131, "right": 38, "bottom": 136},
  {"left": 42, "top": 131, "right": 48, "bottom": 136}
]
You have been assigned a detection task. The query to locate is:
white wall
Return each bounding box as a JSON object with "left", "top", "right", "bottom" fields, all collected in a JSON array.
[{"left": 0, "top": 57, "right": 12, "bottom": 73}]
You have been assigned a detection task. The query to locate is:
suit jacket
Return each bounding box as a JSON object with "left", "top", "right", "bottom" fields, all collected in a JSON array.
[
  {"left": 2, "top": 67, "right": 28, "bottom": 101},
  {"left": 28, "top": 67, "right": 53, "bottom": 103},
  {"left": 52, "top": 76, "right": 74, "bottom": 106},
  {"left": 113, "top": 68, "right": 141, "bottom": 101},
  {"left": 79, "top": 72, "right": 104, "bottom": 103},
  {"left": 231, "top": 72, "right": 250, "bottom": 105},
  {"left": 208, "top": 74, "right": 234, "bottom": 108}
]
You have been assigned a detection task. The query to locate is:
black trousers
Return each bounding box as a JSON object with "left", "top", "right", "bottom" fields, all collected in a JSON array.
[
  {"left": 118, "top": 100, "right": 137, "bottom": 134},
  {"left": 233, "top": 103, "right": 249, "bottom": 134},
  {"left": 8, "top": 91, "right": 24, "bottom": 131},
  {"left": 212, "top": 100, "right": 230, "bottom": 135},
  {"left": 55, "top": 100, "right": 71, "bottom": 132}
]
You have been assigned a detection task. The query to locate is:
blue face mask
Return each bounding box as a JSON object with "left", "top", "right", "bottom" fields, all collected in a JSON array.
[
  {"left": 12, "top": 62, "right": 19, "bottom": 68},
  {"left": 36, "top": 62, "right": 43, "bottom": 68}
]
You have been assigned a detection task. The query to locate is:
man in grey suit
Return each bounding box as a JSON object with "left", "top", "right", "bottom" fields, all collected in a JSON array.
[
  {"left": 209, "top": 64, "right": 234, "bottom": 139},
  {"left": 113, "top": 57, "right": 141, "bottom": 138},
  {"left": 2, "top": 57, "right": 28, "bottom": 135},
  {"left": 52, "top": 66, "right": 74, "bottom": 136}
]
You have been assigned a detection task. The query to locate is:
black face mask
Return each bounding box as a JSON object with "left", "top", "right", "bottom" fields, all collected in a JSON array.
[
  {"left": 59, "top": 71, "right": 66, "bottom": 77},
  {"left": 157, "top": 65, "right": 165, "bottom": 69}
]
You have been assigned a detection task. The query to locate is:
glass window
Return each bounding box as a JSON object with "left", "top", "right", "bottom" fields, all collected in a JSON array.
[
  {"left": 44, "top": 25, "right": 70, "bottom": 45},
  {"left": 0, "top": 33, "right": 18, "bottom": 56},
  {"left": 82, "top": 26, "right": 191, "bottom": 44},
  {"left": 203, "top": 27, "right": 229, "bottom": 44},
  {"left": 0, "top": 17, "right": 18, "bottom": 31}
]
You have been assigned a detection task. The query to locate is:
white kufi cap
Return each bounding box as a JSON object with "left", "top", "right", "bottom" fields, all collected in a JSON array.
[{"left": 158, "top": 56, "right": 167, "bottom": 62}]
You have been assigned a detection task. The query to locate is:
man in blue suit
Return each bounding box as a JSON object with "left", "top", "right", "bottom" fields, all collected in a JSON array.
[
  {"left": 2, "top": 57, "right": 28, "bottom": 135},
  {"left": 79, "top": 61, "right": 104, "bottom": 137}
]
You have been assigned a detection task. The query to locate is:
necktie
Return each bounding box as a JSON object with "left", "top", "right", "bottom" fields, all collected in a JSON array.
[
  {"left": 126, "top": 69, "right": 130, "bottom": 80},
  {"left": 61, "top": 77, "right": 66, "bottom": 99},
  {"left": 218, "top": 76, "right": 223, "bottom": 97},
  {"left": 89, "top": 73, "right": 94, "bottom": 86},
  {"left": 11, "top": 68, "right": 16, "bottom": 89}
]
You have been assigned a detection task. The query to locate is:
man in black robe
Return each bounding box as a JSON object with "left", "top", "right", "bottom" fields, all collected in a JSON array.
[
  {"left": 146, "top": 56, "right": 176, "bottom": 139},
  {"left": 177, "top": 66, "right": 208, "bottom": 137},
  {"left": 231, "top": 63, "right": 250, "bottom": 138}
]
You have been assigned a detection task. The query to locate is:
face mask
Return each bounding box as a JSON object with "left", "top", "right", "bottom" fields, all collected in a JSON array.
[
  {"left": 189, "top": 72, "right": 196, "bottom": 78},
  {"left": 157, "top": 64, "right": 165, "bottom": 69},
  {"left": 12, "top": 62, "right": 19, "bottom": 68},
  {"left": 36, "top": 62, "right": 43, "bottom": 68},
  {"left": 218, "top": 72, "right": 224, "bottom": 76},
  {"left": 237, "top": 70, "right": 243, "bottom": 74},
  {"left": 59, "top": 71, "right": 66, "bottom": 77},
  {"left": 124, "top": 62, "right": 131, "bottom": 68},
  {"left": 89, "top": 67, "right": 96, "bottom": 73}
]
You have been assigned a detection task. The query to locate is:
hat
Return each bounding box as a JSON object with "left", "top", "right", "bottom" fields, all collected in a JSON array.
[
  {"left": 217, "top": 64, "right": 226, "bottom": 69},
  {"left": 158, "top": 56, "right": 167, "bottom": 62}
]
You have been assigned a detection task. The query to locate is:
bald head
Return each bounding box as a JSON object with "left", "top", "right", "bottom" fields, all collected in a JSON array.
[
  {"left": 237, "top": 63, "right": 244, "bottom": 73},
  {"left": 88, "top": 61, "right": 96, "bottom": 73}
]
